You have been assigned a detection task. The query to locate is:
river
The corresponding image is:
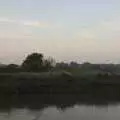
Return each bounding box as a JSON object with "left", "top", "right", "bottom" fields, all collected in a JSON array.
[{"left": 0, "top": 94, "right": 119, "bottom": 120}]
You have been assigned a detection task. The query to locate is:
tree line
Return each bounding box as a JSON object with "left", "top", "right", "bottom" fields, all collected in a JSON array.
[
  {"left": 0, "top": 52, "right": 120, "bottom": 73},
  {"left": 0, "top": 53, "right": 55, "bottom": 72}
]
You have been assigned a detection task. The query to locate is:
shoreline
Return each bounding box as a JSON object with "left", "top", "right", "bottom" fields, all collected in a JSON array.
[{"left": 0, "top": 72, "right": 120, "bottom": 94}]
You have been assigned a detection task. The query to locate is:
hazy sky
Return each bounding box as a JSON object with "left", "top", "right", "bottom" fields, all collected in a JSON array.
[{"left": 0, "top": 0, "right": 120, "bottom": 64}]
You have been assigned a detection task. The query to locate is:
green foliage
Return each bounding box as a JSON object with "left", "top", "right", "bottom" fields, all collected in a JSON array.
[
  {"left": 43, "top": 57, "right": 56, "bottom": 70},
  {"left": 22, "top": 53, "right": 44, "bottom": 72},
  {"left": 21, "top": 53, "right": 55, "bottom": 72},
  {"left": 0, "top": 64, "right": 21, "bottom": 73}
]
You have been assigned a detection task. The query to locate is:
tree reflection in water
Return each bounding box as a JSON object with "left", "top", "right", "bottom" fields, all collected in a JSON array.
[{"left": 0, "top": 91, "right": 119, "bottom": 113}]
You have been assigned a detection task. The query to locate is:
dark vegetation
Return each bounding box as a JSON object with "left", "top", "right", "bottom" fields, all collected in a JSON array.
[
  {"left": 0, "top": 52, "right": 120, "bottom": 94},
  {"left": 0, "top": 53, "right": 55, "bottom": 73}
]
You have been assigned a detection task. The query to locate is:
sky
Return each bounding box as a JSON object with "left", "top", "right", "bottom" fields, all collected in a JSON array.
[{"left": 0, "top": 0, "right": 120, "bottom": 64}]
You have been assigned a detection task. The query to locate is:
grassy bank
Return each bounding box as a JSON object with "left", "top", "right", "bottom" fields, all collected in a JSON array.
[{"left": 0, "top": 71, "right": 120, "bottom": 94}]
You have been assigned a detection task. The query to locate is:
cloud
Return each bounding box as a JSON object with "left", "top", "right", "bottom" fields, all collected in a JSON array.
[
  {"left": 0, "top": 17, "right": 51, "bottom": 28},
  {"left": 21, "top": 21, "right": 50, "bottom": 28},
  {"left": 0, "top": 17, "right": 64, "bottom": 39}
]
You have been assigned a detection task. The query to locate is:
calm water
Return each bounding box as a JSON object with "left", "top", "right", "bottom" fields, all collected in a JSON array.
[
  {"left": 0, "top": 94, "right": 120, "bottom": 120},
  {"left": 1, "top": 105, "right": 120, "bottom": 120}
]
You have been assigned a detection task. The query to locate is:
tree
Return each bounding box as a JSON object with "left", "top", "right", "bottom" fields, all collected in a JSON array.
[
  {"left": 56, "top": 62, "right": 69, "bottom": 69},
  {"left": 43, "top": 57, "right": 56, "bottom": 70},
  {"left": 7, "top": 64, "right": 19, "bottom": 68},
  {"left": 70, "top": 61, "right": 79, "bottom": 68},
  {"left": 22, "top": 53, "right": 44, "bottom": 72},
  {"left": 6, "top": 64, "right": 20, "bottom": 72}
]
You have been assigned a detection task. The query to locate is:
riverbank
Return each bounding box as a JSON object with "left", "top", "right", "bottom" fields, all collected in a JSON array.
[{"left": 0, "top": 72, "right": 120, "bottom": 94}]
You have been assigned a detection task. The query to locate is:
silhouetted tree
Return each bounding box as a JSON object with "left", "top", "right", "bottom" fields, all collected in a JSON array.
[
  {"left": 22, "top": 53, "right": 44, "bottom": 72},
  {"left": 7, "top": 64, "right": 19, "bottom": 68},
  {"left": 0, "top": 64, "right": 20, "bottom": 73},
  {"left": 70, "top": 61, "right": 79, "bottom": 68},
  {"left": 7, "top": 64, "right": 20, "bottom": 72},
  {"left": 56, "top": 62, "right": 69, "bottom": 69},
  {"left": 43, "top": 57, "right": 56, "bottom": 70}
]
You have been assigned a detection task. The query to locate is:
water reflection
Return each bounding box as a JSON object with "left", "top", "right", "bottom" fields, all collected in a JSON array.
[
  {"left": 0, "top": 94, "right": 119, "bottom": 120},
  {"left": 0, "top": 93, "right": 119, "bottom": 112}
]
